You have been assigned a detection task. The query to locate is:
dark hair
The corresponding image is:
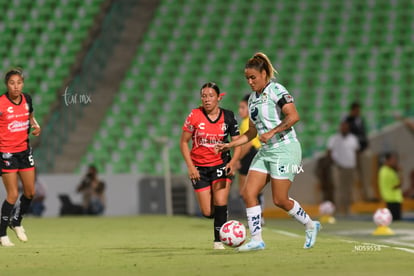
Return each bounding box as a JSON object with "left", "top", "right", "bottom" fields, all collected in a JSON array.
[
  {"left": 245, "top": 52, "right": 278, "bottom": 82},
  {"left": 200, "top": 82, "right": 220, "bottom": 95},
  {"left": 242, "top": 94, "right": 250, "bottom": 102},
  {"left": 384, "top": 152, "right": 397, "bottom": 161},
  {"left": 350, "top": 101, "right": 360, "bottom": 110},
  {"left": 4, "top": 67, "right": 24, "bottom": 84}
]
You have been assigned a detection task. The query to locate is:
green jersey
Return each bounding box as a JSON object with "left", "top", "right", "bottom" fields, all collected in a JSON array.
[{"left": 248, "top": 81, "right": 298, "bottom": 149}]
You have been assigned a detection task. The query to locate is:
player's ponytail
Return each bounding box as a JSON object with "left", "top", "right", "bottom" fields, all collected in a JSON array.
[
  {"left": 4, "top": 67, "right": 24, "bottom": 84},
  {"left": 245, "top": 52, "right": 278, "bottom": 82}
]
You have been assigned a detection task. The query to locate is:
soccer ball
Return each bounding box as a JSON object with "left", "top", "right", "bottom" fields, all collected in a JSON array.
[
  {"left": 319, "top": 201, "right": 335, "bottom": 215},
  {"left": 373, "top": 208, "right": 393, "bottom": 226},
  {"left": 219, "top": 220, "right": 246, "bottom": 247}
]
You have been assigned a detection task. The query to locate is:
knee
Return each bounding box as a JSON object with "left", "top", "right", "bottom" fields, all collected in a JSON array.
[
  {"left": 7, "top": 193, "right": 19, "bottom": 204},
  {"left": 202, "top": 211, "right": 214, "bottom": 219},
  {"left": 24, "top": 192, "right": 35, "bottom": 200},
  {"left": 273, "top": 197, "right": 291, "bottom": 210}
]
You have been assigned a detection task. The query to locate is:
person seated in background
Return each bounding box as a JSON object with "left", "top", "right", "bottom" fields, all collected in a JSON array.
[
  {"left": 77, "top": 165, "right": 106, "bottom": 215},
  {"left": 378, "top": 152, "right": 403, "bottom": 220}
]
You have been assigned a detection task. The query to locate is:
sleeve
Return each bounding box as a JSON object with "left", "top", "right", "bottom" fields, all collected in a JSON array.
[
  {"left": 224, "top": 109, "right": 240, "bottom": 137},
  {"left": 352, "top": 135, "right": 360, "bottom": 151},
  {"left": 23, "top": 93, "right": 34, "bottom": 113},
  {"left": 182, "top": 110, "right": 196, "bottom": 133},
  {"left": 271, "top": 83, "right": 294, "bottom": 109}
]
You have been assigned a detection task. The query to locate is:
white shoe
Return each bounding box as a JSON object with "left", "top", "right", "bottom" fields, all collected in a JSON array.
[
  {"left": 304, "top": 221, "right": 321, "bottom": 249},
  {"left": 0, "top": 236, "right": 15, "bottom": 247},
  {"left": 213, "top": 242, "right": 225, "bottom": 250},
  {"left": 11, "top": 226, "right": 28, "bottom": 242},
  {"left": 236, "top": 240, "right": 265, "bottom": 252}
]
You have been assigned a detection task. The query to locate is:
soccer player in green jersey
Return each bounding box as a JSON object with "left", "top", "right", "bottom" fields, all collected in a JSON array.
[{"left": 216, "top": 52, "right": 320, "bottom": 251}]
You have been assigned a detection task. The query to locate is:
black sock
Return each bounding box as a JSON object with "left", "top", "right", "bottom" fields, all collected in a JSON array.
[
  {"left": 11, "top": 195, "right": 32, "bottom": 227},
  {"left": 214, "top": 205, "right": 228, "bottom": 242},
  {"left": 0, "top": 200, "right": 14, "bottom": 236}
]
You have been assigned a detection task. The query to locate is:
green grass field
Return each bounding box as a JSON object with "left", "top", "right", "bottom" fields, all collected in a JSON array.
[{"left": 0, "top": 215, "right": 413, "bottom": 276}]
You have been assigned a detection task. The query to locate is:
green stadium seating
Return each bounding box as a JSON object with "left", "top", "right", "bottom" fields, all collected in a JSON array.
[{"left": 79, "top": 0, "right": 414, "bottom": 175}]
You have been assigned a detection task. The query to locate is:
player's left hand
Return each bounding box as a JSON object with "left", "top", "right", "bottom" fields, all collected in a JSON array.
[
  {"left": 31, "top": 125, "right": 41, "bottom": 136},
  {"left": 259, "top": 131, "right": 274, "bottom": 143},
  {"left": 215, "top": 143, "right": 231, "bottom": 153}
]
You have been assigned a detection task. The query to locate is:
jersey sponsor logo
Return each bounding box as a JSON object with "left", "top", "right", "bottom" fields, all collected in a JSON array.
[
  {"left": 262, "top": 92, "right": 268, "bottom": 102},
  {"left": 194, "top": 131, "right": 223, "bottom": 148},
  {"left": 7, "top": 106, "right": 13, "bottom": 113},
  {"left": 250, "top": 107, "right": 259, "bottom": 121},
  {"left": 8, "top": 120, "right": 29, "bottom": 132}
]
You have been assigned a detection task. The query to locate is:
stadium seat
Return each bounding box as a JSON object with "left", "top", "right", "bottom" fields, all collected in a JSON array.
[{"left": 78, "top": 0, "right": 413, "bottom": 174}]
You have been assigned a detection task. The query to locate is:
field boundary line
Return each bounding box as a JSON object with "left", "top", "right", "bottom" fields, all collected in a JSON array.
[{"left": 269, "top": 228, "right": 414, "bottom": 254}]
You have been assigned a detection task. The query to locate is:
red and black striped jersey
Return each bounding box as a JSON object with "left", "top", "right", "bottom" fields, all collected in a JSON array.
[
  {"left": 183, "top": 107, "right": 240, "bottom": 167},
  {"left": 0, "top": 93, "right": 33, "bottom": 153}
]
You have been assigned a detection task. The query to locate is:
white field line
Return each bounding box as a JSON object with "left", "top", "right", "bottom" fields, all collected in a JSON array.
[{"left": 268, "top": 228, "right": 414, "bottom": 254}]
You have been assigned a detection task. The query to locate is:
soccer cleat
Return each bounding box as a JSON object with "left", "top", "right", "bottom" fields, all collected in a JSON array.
[
  {"left": 10, "top": 226, "right": 28, "bottom": 242},
  {"left": 304, "top": 221, "right": 321, "bottom": 249},
  {"left": 0, "top": 236, "right": 15, "bottom": 247},
  {"left": 236, "top": 240, "right": 265, "bottom": 252},
  {"left": 213, "top": 242, "right": 225, "bottom": 250}
]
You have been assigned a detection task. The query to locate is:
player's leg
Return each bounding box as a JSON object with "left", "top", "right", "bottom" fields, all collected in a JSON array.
[
  {"left": 238, "top": 174, "right": 247, "bottom": 198},
  {"left": 271, "top": 177, "right": 320, "bottom": 248},
  {"left": 0, "top": 172, "right": 19, "bottom": 246},
  {"left": 237, "top": 169, "right": 268, "bottom": 251},
  {"left": 272, "top": 143, "right": 320, "bottom": 248},
  {"left": 195, "top": 188, "right": 213, "bottom": 218},
  {"left": 12, "top": 168, "right": 35, "bottom": 227},
  {"left": 211, "top": 179, "right": 231, "bottom": 249}
]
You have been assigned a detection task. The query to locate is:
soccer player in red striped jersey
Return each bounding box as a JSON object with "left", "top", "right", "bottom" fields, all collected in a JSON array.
[
  {"left": 180, "top": 82, "right": 241, "bottom": 250},
  {"left": 0, "top": 68, "right": 41, "bottom": 247}
]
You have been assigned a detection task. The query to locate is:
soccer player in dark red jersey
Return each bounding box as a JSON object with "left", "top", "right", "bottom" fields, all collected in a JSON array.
[
  {"left": 180, "top": 82, "right": 241, "bottom": 250},
  {"left": 0, "top": 68, "right": 41, "bottom": 247}
]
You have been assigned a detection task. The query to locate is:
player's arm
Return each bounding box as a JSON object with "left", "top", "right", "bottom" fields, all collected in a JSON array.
[
  {"left": 260, "top": 102, "right": 299, "bottom": 143},
  {"left": 179, "top": 130, "right": 200, "bottom": 181},
  {"left": 225, "top": 135, "right": 242, "bottom": 176},
  {"left": 216, "top": 119, "right": 258, "bottom": 152},
  {"left": 239, "top": 141, "right": 253, "bottom": 160},
  {"left": 29, "top": 113, "right": 41, "bottom": 136}
]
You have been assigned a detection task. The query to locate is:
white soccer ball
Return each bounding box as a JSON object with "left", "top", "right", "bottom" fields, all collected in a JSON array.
[
  {"left": 219, "top": 220, "right": 246, "bottom": 247},
  {"left": 373, "top": 208, "right": 393, "bottom": 226},
  {"left": 319, "top": 201, "right": 336, "bottom": 215}
]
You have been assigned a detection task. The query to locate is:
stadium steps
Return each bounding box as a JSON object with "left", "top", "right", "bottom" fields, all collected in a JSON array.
[
  {"left": 263, "top": 199, "right": 414, "bottom": 218},
  {"left": 52, "top": 0, "right": 161, "bottom": 173}
]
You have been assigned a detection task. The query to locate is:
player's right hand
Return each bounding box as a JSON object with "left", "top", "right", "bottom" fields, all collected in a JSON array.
[{"left": 188, "top": 165, "right": 200, "bottom": 181}]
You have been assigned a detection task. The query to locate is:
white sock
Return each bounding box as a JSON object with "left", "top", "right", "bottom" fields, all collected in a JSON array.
[
  {"left": 287, "top": 199, "right": 314, "bottom": 230},
  {"left": 246, "top": 205, "right": 263, "bottom": 242}
]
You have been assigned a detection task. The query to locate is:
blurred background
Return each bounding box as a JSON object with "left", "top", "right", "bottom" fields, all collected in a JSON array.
[{"left": 1, "top": 0, "right": 413, "bottom": 217}]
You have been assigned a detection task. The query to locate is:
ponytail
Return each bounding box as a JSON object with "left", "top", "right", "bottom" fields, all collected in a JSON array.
[{"left": 245, "top": 52, "right": 278, "bottom": 82}]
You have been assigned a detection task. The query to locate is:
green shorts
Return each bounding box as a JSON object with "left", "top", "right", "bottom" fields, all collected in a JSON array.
[{"left": 249, "top": 141, "right": 302, "bottom": 181}]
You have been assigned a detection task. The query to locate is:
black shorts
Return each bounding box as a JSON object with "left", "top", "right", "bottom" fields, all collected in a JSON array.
[
  {"left": 238, "top": 147, "right": 258, "bottom": 175},
  {"left": 1, "top": 148, "right": 35, "bottom": 174},
  {"left": 192, "top": 163, "right": 233, "bottom": 192}
]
